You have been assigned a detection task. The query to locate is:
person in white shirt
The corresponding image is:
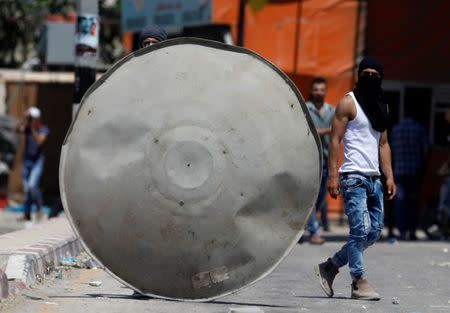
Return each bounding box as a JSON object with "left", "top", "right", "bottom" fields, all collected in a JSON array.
[{"left": 315, "top": 56, "right": 396, "bottom": 300}]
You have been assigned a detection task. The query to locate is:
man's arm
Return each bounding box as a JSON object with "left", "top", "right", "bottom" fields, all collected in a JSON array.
[
  {"left": 31, "top": 128, "right": 47, "bottom": 145},
  {"left": 327, "top": 95, "right": 356, "bottom": 199},
  {"left": 379, "top": 131, "right": 396, "bottom": 200},
  {"left": 317, "top": 128, "right": 331, "bottom": 136},
  {"left": 30, "top": 120, "right": 48, "bottom": 146}
]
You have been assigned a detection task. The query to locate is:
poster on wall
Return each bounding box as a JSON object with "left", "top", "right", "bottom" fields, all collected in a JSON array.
[
  {"left": 75, "top": 14, "right": 99, "bottom": 65},
  {"left": 121, "top": 0, "right": 211, "bottom": 33}
]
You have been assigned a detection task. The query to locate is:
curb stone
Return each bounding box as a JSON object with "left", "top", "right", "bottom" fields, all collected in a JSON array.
[{"left": 0, "top": 218, "right": 82, "bottom": 299}]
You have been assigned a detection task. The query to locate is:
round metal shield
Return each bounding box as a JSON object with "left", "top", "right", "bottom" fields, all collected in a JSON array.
[{"left": 60, "top": 38, "right": 322, "bottom": 301}]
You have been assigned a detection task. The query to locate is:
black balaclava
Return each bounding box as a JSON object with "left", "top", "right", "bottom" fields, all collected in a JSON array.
[
  {"left": 353, "top": 56, "right": 389, "bottom": 132},
  {"left": 139, "top": 25, "right": 168, "bottom": 47}
]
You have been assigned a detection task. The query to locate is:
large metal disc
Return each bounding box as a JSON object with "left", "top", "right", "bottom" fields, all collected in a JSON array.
[{"left": 60, "top": 38, "right": 322, "bottom": 301}]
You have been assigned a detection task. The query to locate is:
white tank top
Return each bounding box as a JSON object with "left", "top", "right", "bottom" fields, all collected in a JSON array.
[{"left": 339, "top": 92, "right": 381, "bottom": 176}]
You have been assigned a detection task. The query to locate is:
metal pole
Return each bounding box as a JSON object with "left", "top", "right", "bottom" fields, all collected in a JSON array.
[
  {"left": 237, "top": 0, "right": 246, "bottom": 46},
  {"left": 73, "top": 0, "right": 99, "bottom": 118},
  {"left": 292, "top": 0, "right": 302, "bottom": 75}
]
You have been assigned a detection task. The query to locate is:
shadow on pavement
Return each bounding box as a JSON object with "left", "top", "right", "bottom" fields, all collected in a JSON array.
[
  {"left": 295, "top": 295, "right": 351, "bottom": 300},
  {"left": 211, "top": 300, "right": 296, "bottom": 309},
  {"left": 49, "top": 293, "right": 152, "bottom": 301},
  {"left": 51, "top": 294, "right": 297, "bottom": 308},
  {"left": 299, "top": 234, "right": 348, "bottom": 243}
]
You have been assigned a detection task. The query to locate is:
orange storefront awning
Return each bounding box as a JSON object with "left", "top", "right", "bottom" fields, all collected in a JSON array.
[{"left": 213, "top": 0, "right": 362, "bottom": 215}]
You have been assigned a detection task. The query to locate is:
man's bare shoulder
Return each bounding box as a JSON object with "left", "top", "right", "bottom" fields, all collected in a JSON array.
[{"left": 336, "top": 94, "right": 356, "bottom": 120}]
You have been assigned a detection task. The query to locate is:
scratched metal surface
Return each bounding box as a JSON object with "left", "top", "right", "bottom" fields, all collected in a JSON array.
[{"left": 59, "top": 38, "right": 322, "bottom": 301}]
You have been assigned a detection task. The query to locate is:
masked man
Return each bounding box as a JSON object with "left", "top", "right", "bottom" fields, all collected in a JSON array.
[
  {"left": 315, "top": 57, "right": 396, "bottom": 300},
  {"left": 139, "top": 25, "right": 168, "bottom": 48}
]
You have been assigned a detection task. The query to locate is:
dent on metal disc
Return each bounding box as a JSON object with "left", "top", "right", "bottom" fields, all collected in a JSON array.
[{"left": 60, "top": 38, "right": 322, "bottom": 301}]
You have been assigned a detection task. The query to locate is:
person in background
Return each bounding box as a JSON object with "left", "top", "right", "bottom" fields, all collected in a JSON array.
[
  {"left": 315, "top": 56, "right": 396, "bottom": 300},
  {"left": 391, "top": 113, "right": 428, "bottom": 240},
  {"left": 305, "top": 77, "right": 335, "bottom": 244},
  {"left": 16, "top": 107, "right": 49, "bottom": 221},
  {"left": 435, "top": 108, "right": 450, "bottom": 239},
  {"left": 139, "top": 25, "right": 168, "bottom": 48}
]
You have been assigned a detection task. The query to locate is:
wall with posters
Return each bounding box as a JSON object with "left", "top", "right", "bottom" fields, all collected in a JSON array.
[{"left": 121, "top": 0, "right": 212, "bottom": 32}]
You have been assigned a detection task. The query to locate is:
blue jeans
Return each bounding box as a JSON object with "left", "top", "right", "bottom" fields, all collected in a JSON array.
[
  {"left": 307, "top": 156, "right": 328, "bottom": 236},
  {"left": 331, "top": 173, "right": 384, "bottom": 280},
  {"left": 22, "top": 157, "right": 45, "bottom": 220}
]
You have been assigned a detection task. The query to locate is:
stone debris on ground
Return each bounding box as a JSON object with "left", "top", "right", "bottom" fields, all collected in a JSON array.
[
  {"left": 88, "top": 281, "right": 103, "bottom": 287},
  {"left": 54, "top": 271, "right": 63, "bottom": 279},
  {"left": 392, "top": 297, "right": 400, "bottom": 304},
  {"left": 59, "top": 252, "right": 100, "bottom": 269},
  {"left": 430, "top": 261, "right": 450, "bottom": 267},
  {"left": 60, "top": 256, "right": 78, "bottom": 267},
  {"left": 35, "top": 274, "right": 44, "bottom": 284}
]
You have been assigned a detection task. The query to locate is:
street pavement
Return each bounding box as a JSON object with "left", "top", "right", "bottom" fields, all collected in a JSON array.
[
  {"left": 1, "top": 237, "right": 449, "bottom": 313},
  {"left": 0, "top": 207, "right": 61, "bottom": 235},
  {"left": 0, "top": 211, "right": 26, "bottom": 235}
]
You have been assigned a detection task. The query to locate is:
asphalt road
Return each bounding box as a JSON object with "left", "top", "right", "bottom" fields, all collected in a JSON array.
[{"left": 1, "top": 240, "right": 450, "bottom": 313}]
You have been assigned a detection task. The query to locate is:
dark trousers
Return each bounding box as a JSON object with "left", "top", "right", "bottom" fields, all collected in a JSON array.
[
  {"left": 395, "top": 175, "right": 420, "bottom": 235},
  {"left": 319, "top": 157, "right": 329, "bottom": 228},
  {"left": 306, "top": 155, "right": 328, "bottom": 235}
]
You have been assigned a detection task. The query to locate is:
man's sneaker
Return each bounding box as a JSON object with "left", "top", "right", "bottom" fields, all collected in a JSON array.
[
  {"left": 314, "top": 258, "right": 339, "bottom": 297},
  {"left": 351, "top": 279, "right": 381, "bottom": 300},
  {"left": 16, "top": 216, "right": 31, "bottom": 222},
  {"left": 35, "top": 210, "right": 45, "bottom": 222},
  {"left": 310, "top": 235, "right": 325, "bottom": 245}
]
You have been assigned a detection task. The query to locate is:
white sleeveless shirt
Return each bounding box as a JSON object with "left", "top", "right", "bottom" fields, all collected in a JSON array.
[{"left": 339, "top": 92, "right": 381, "bottom": 176}]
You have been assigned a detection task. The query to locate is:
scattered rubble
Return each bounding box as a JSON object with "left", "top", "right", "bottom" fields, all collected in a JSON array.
[
  {"left": 430, "top": 261, "right": 450, "bottom": 267},
  {"left": 59, "top": 253, "right": 101, "bottom": 269},
  {"left": 54, "top": 271, "right": 62, "bottom": 280},
  {"left": 60, "top": 256, "right": 78, "bottom": 267},
  {"left": 89, "top": 281, "right": 103, "bottom": 287}
]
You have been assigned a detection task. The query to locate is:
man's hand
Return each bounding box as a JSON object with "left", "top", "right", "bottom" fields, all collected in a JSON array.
[
  {"left": 317, "top": 128, "right": 331, "bottom": 136},
  {"left": 379, "top": 131, "right": 396, "bottom": 200},
  {"left": 327, "top": 176, "right": 340, "bottom": 199},
  {"left": 385, "top": 178, "right": 396, "bottom": 200},
  {"left": 31, "top": 118, "right": 39, "bottom": 131}
]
